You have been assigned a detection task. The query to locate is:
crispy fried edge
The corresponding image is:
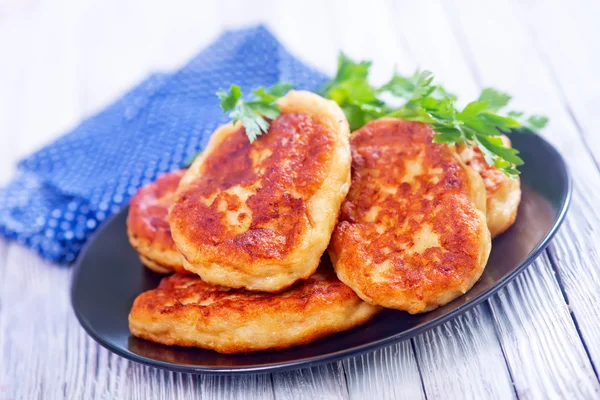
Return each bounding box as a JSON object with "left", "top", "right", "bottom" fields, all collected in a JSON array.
[
  {"left": 169, "top": 90, "right": 351, "bottom": 292},
  {"left": 128, "top": 273, "right": 381, "bottom": 354},
  {"left": 127, "top": 233, "right": 185, "bottom": 274},
  {"left": 329, "top": 119, "right": 491, "bottom": 313}
]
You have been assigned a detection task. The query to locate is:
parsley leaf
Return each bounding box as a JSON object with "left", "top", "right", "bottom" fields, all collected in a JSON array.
[
  {"left": 320, "top": 53, "right": 387, "bottom": 130},
  {"left": 216, "top": 83, "right": 292, "bottom": 143},
  {"left": 477, "top": 88, "right": 511, "bottom": 111},
  {"left": 217, "top": 53, "right": 548, "bottom": 177},
  {"left": 217, "top": 84, "right": 241, "bottom": 112},
  {"left": 379, "top": 71, "right": 417, "bottom": 98},
  {"left": 252, "top": 82, "right": 294, "bottom": 103},
  {"left": 506, "top": 111, "right": 549, "bottom": 131},
  {"left": 319, "top": 53, "right": 549, "bottom": 177},
  {"left": 525, "top": 115, "right": 549, "bottom": 130}
]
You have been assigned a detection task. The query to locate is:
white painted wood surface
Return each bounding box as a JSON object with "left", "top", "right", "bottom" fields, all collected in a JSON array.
[{"left": 0, "top": 0, "right": 599, "bottom": 399}]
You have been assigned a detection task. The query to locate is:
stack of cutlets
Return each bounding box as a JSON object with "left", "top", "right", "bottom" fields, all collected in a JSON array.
[{"left": 126, "top": 91, "right": 521, "bottom": 353}]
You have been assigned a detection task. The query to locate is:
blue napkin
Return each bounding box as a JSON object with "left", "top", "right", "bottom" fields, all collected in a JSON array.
[{"left": 0, "top": 25, "right": 328, "bottom": 263}]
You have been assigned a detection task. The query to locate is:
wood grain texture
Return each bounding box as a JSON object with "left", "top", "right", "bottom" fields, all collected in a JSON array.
[
  {"left": 272, "top": 364, "right": 348, "bottom": 400},
  {"left": 1, "top": 0, "right": 600, "bottom": 399},
  {"left": 505, "top": 0, "right": 600, "bottom": 374},
  {"left": 445, "top": 0, "right": 600, "bottom": 395},
  {"left": 490, "top": 255, "right": 600, "bottom": 397},
  {"left": 383, "top": 3, "right": 518, "bottom": 398},
  {"left": 343, "top": 341, "right": 425, "bottom": 400},
  {"left": 200, "top": 374, "right": 274, "bottom": 400},
  {"left": 0, "top": 245, "right": 201, "bottom": 400},
  {"left": 0, "top": 242, "right": 273, "bottom": 400},
  {"left": 515, "top": 0, "right": 600, "bottom": 162},
  {"left": 414, "top": 307, "right": 516, "bottom": 400}
]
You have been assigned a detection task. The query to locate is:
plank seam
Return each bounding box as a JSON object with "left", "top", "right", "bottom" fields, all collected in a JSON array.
[
  {"left": 485, "top": 300, "right": 520, "bottom": 400},
  {"left": 269, "top": 373, "right": 277, "bottom": 400},
  {"left": 340, "top": 361, "right": 352, "bottom": 400},
  {"left": 93, "top": 342, "right": 101, "bottom": 399},
  {"left": 437, "top": 1, "right": 598, "bottom": 394},
  {"left": 336, "top": 362, "right": 351, "bottom": 400},
  {"left": 546, "top": 247, "right": 600, "bottom": 382},
  {"left": 409, "top": 339, "right": 428, "bottom": 400}
]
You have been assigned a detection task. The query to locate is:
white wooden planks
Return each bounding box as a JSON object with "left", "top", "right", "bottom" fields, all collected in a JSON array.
[
  {"left": 490, "top": 255, "right": 600, "bottom": 397},
  {"left": 272, "top": 364, "right": 349, "bottom": 400},
  {"left": 200, "top": 374, "right": 274, "bottom": 400},
  {"left": 0, "top": 245, "right": 78, "bottom": 399},
  {"left": 414, "top": 307, "right": 516, "bottom": 400},
  {"left": 343, "top": 341, "right": 425, "bottom": 400},
  {"left": 506, "top": 0, "right": 600, "bottom": 374},
  {"left": 1, "top": 0, "right": 600, "bottom": 398},
  {"left": 385, "top": 2, "right": 517, "bottom": 398},
  {"left": 515, "top": 0, "right": 600, "bottom": 160},
  {"left": 0, "top": 244, "right": 277, "bottom": 399},
  {"left": 447, "top": 0, "right": 600, "bottom": 394}
]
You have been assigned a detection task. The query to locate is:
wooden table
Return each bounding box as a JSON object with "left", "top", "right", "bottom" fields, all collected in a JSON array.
[{"left": 1, "top": 0, "right": 599, "bottom": 398}]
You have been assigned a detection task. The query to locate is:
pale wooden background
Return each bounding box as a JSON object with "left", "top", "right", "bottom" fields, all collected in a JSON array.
[{"left": 1, "top": 0, "right": 599, "bottom": 399}]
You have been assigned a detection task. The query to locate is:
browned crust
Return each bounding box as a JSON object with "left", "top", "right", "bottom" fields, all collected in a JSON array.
[
  {"left": 169, "top": 90, "right": 351, "bottom": 292},
  {"left": 127, "top": 170, "right": 187, "bottom": 273},
  {"left": 128, "top": 268, "right": 381, "bottom": 354},
  {"left": 171, "top": 112, "right": 330, "bottom": 260},
  {"left": 329, "top": 119, "right": 491, "bottom": 314}
]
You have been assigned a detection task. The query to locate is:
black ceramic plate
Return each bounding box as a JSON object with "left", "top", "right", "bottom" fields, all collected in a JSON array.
[{"left": 71, "top": 131, "right": 571, "bottom": 374}]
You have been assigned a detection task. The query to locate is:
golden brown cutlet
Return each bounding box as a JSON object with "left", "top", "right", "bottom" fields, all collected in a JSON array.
[
  {"left": 127, "top": 170, "right": 187, "bottom": 273},
  {"left": 329, "top": 119, "right": 491, "bottom": 314},
  {"left": 169, "top": 90, "right": 351, "bottom": 292},
  {"left": 128, "top": 266, "right": 381, "bottom": 354}
]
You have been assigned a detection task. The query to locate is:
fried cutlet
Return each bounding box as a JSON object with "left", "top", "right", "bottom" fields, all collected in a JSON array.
[
  {"left": 127, "top": 170, "right": 186, "bottom": 273},
  {"left": 329, "top": 119, "right": 491, "bottom": 314},
  {"left": 128, "top": 267, "right": 381, "bottom": 354},
  {"left": 457, "top": 136, "right": 521, "bottom": 238},
  {"left": 169, "top": 90, "right": 351, "bottom": 292}
]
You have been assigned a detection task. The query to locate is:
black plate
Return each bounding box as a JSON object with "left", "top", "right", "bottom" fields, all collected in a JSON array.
[{"left": 71, "top": 131, "right": 571, "bottom": 374}]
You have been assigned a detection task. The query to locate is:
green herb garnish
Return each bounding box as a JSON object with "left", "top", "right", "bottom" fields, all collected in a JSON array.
[
  {"left": 320, "top": 53, "right": 548, "bottom": 177},
  {"left": 216, "top": 53, "right": 548, "bottom": 177},
  {"left": 217, "top": 82, "right": 293, "bottom": 143}
]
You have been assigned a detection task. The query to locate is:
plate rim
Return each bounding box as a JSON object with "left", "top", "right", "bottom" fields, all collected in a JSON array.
[{"left": 70, "top": 131, "right": 572, "bottom": 375}]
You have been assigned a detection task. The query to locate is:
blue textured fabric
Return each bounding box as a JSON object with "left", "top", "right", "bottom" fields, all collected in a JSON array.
[{"left": 0, "top": 25, "right": 329, "bottom": 263}]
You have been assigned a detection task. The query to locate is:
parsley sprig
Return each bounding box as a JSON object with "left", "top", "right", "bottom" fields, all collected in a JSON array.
[
  {"left": 320, "top": 53, "right": 548, "bottom": 177},
  {"left": 214, "top": 53, "right": 548, "bottom": 177},
  {"left": 184, "top": 83, "right": 291, "bottom": 167},
  {"left": 217, "top": 82, "right": 293, "bottom": 142}
]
